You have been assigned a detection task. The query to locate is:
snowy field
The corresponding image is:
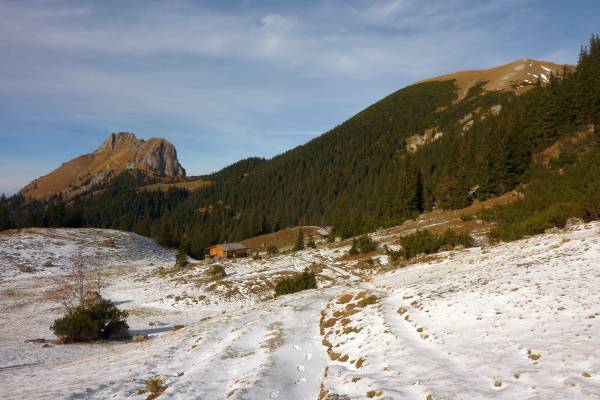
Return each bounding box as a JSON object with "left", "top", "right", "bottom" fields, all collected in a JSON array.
[{"left": 0, "top": 224, "right": 599, "bottom": 399}]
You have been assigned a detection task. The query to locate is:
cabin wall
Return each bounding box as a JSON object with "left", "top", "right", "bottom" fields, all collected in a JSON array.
[{"left": 209, "top": 247, "right": 225, "bottom": 257}]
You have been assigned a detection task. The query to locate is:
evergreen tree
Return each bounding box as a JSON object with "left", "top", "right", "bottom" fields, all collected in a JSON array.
[
  {"left": 294, "top": 229, "right": 305, "bottom": 251},
  {"left": 0, "top": 194, "right": 13, "bottom": 231},
  {"left": 176, "top": 242, "right": 188, "bottom": 268}
]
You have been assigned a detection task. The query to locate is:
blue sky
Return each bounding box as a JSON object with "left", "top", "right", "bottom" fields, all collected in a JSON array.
[{"left": 1, "top": 0, "right": 598, "bottom": 194}]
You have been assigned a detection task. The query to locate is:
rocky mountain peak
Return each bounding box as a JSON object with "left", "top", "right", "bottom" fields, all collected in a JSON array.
[
  {"left": 96, "top": 132, "right": 142, "bottom": 153},
  {"left": 20, "top": 132, "right": 186, "bottom": 200}
]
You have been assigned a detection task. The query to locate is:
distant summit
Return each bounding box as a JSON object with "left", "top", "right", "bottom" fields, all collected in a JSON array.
[
  {"left": 20, "top": 132, "right": 186, "bottom": 200},
  {"left": 420, "top": 59, "right": 570, "bottom": 100}
]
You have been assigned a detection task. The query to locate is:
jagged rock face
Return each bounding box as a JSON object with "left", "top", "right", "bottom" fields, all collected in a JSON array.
[
  {"left": 133, "top": 138, "right": 186, "bottom": 177},
  {"left": 96, "top": 132, "right": 186, "bottom": 177},
  {"left": 20, "top": 132, "right": 186, "bottom": 200}
]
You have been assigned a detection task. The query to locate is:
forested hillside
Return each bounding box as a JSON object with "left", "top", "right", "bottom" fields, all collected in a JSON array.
[{"left": 4, "top": 36, "right": 600, "bottom": 259}]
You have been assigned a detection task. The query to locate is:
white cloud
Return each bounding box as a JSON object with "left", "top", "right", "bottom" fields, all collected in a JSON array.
[{"left": 0, "top": 0, "right": 581, "bottom": 189}]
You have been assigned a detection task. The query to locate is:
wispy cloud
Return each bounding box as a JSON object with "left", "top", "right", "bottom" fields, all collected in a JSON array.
[{"left": 0, "top": 0, "right": 593, "bottom": 190}]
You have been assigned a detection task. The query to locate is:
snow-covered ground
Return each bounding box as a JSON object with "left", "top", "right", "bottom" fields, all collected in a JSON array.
[
  {"left": 0, "top": 228, "right": 174, "bottom": 278},
  {"left": 1, "top": 224, "right": 599, "bottom": 399}
]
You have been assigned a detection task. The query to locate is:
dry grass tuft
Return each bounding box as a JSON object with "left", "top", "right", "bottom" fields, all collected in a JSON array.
[
  {"left": 357, "top": 295, "right": 378, "bottom": 308},
  {"left": 337, "top": 294, "right": 354, "bottom": 304},
  {"left": 527, "top": 349, "right": 541, "bottom": 361},
  {"left": 145, "top": 376, "right": 167, "bottom": 399},
  {"left": 343, "top": 326, "right": 362, "bottom": 335},
  {"left": 355, "top": 357, "right": 366, "bottom": 369},
  {"left": 323, "top": 318, "right": 337, "bottom": 329}
]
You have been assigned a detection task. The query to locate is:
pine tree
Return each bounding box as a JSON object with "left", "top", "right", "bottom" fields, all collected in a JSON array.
[
  {"left": 176, "top": 242, "right": 188, "bottom": 268},
  {"left": 0, "top": 194, "right": 12, "bottom": 231},
  {"left": 293, "top": 229, "right": 305, "bottom": 251}
]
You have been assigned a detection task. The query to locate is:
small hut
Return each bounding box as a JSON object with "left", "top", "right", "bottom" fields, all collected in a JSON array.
[{"left": 207, "top": 243, "right": 249, "bottom": 259}]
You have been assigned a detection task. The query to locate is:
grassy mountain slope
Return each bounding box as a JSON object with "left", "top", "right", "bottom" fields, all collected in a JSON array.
[{"left": 3, "top": 36, "right": 600, "bottom": 258}]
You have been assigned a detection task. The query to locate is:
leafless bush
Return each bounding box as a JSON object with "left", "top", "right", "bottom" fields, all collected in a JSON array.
[{"left": 50, "top": 256, "right": 104, "bottom": 312}]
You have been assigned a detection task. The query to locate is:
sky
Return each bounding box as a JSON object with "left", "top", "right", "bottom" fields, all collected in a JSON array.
[{"left": 1, "top": 0, "right": 598, "bottom": 195}]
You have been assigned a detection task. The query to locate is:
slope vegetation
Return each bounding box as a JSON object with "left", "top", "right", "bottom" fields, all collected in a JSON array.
[{"left": 5, "top": 37, "right": 600, "bottom": 260}]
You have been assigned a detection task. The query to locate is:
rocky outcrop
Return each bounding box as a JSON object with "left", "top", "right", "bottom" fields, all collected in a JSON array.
[
  {"left": 405, "top": 127, "right": 443, "bottom": 153},
  {"left": 20, "top": 132, "right": 186, "bottom": 200},
  {"left": 97, "top": 132, "right": 186, "bottom": 177}
]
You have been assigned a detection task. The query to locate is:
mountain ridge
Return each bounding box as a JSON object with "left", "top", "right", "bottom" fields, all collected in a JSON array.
[
  {"left": 20, "top": 132, "right": 186, "bottom": 200},
  {"left": 420, "top": 58, "right": 570, "bottom": 100}
]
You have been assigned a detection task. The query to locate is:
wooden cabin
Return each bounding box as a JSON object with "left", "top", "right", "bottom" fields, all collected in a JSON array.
[{"left": 207, "top": 243, "right": 249, "bottom": 259}]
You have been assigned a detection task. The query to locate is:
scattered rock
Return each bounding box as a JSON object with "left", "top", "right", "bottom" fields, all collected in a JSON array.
[
  {"left": 18, "top": 264, "right": 35, "bottom": 273},
  {"left": 25, "top": 338, "right": 47, "bottom": 344},
  {"left": 566, "top": 217, "right": 584, "bottom": 228}
]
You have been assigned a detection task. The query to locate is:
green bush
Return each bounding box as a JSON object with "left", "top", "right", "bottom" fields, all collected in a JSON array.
[
  {"left": 399, "top": 229, "right": 475, "bottom": 259},
  {"left": 483, "top": 149, "right": 600, "bottom": 241},
  {"left": 348, "top": 235, "right": 377, "bottom": 255},
  {"left": 440, "top": 228, "right": 475, "bottom": 248},
  {"left": 274, "top": 269, "right": 317, "bottom": 296},
  {"left": 266, "top": 245, "right": 279, "bottom": 255},
  {"left": 399, "top": 230, "right": 440, "bottom": 259},
  {"left": 176, "top": 243, "right": 189, "bottom": 268},
  {"left": 385, "top": 246, "right": 403, "bottom": 261},
  {"left": 51, "top": 299, "right": 129, "bottom": 342},
  {"left": 460, "top": 213, "right": 474, "bottom": 221},
  {"left": 293, "top": 230, "right": 305, "bottom": 251},
  {"left": 207, "top": 264, "right": 226, "bottom": 279}
]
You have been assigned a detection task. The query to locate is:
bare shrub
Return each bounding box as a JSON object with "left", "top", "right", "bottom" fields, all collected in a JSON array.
[{"left": 49, "top": 256, "right": 104, "bottom": 312}]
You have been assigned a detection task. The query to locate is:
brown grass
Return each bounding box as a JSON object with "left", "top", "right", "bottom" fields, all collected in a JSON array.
[
  {"left": 145, "top": 376, "right": 167, "bottom": 399},
  {"left": 342, "top": 326, "right": 362, "bottom": 335},
  {"left": 527, "top": 349, "right": 541, "bottom": 361},
  {"left": 261, "top": 321, "right": 284, "bottom": 352},
  {"left": 357, "top": 295, "right": 378, "bottom": 308},
  {"left": 355, "top": 357, "right": 366, "bottom": 369},
  {"left": 337, "top": 294, "right": 354, "bottom": 304},
  {"left": 420, "top": 59, "right": 569, "bottom": 101},
  {"left": 323, "top": 318, "right": 337, "bottom": 329}
]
